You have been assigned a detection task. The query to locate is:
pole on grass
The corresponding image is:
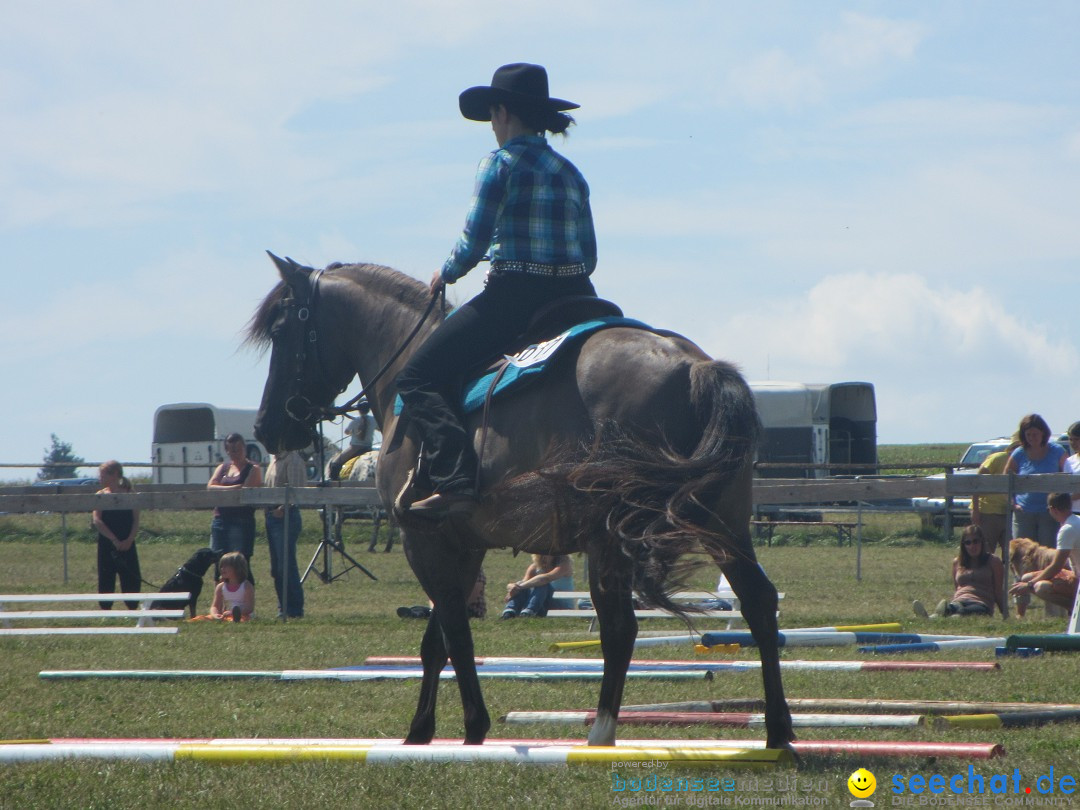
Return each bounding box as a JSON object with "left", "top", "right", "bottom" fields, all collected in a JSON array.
[
  {"left": 61, "top": 513, "right": 69, "bottom": 585},
  {"left": 281, "top": 485, "right": 290, "bottom": 622},
  {"left": 855, "top": 500, "right": 863, "bottom": 582}
]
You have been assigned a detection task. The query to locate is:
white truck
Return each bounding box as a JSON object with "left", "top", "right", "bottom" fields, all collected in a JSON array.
[
  {"left": 151, "top": 403, "right": 267, "bottom": 484},
  {"left": 749, "top": 381, "right": 877, "bottom": 479}
]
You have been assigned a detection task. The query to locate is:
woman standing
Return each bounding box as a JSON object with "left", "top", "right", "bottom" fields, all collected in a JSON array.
[
  {"left": 398, "top": 63, "right": 597, "bottom": 517},
  {"left": 207, "top": 433, "right": 263, "bottom": 574},
  {"left": 93, "top": 460, "right": 141, "bottom": 610},
  {"left": 263, "top": 450, "right": 306, "bottom": 619},
  {"left": 1062, "top": 421, "right": 1080, "bottom": 514},
  {"left": 1005, "top": 414, "right": 1066, "bottom": 547}
]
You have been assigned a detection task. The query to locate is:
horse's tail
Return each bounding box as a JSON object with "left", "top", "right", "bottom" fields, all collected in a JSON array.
[{"left": 566, "top": 359, "right": 760, "bottom": 617}]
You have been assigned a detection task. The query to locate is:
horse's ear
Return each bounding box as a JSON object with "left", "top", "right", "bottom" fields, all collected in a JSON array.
[{"left": 266, "top": 250, "right": 311, "bottom": 284}]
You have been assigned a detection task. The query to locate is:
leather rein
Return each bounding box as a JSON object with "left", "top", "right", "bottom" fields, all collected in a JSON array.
[{"left": 280, "top": 260, "right": 444, "bottom": 427}]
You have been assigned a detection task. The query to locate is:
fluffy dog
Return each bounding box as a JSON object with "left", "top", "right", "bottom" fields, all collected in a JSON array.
[
  {"left": 1009, "top": 536, "right": 1056, "bottom": 578},
  {"left": 1008, "top": 537, "right": 1065, "bottom": 617},
  {"left": 150, "top": 547, "right": 222, "bottom": 617}
]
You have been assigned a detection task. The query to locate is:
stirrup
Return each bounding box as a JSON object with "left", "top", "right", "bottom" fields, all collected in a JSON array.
[{"left": 408, "top": 491, "right": 477, "bottom": 518}]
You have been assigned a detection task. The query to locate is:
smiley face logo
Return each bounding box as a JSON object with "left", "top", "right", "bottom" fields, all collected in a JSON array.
[{"left": 848, "top": 768, "right": 877, "bottom": 799}]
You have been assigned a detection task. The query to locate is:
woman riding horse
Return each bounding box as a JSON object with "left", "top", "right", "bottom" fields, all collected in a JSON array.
[{"left": 398, "top": 63, "right": 598, "bottom": 518}]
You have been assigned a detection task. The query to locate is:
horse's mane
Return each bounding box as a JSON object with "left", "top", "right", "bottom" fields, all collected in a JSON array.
[{"left": 245, "top": 262, "right": 430, "bottom": 349}]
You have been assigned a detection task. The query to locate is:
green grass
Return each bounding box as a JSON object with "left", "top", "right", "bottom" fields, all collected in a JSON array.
[
  {"left": 2, "top": 508, "right": 1078, "bottom": 809},
  {"left": 877, "top": 443, "right": 967, "bottom": 474}
]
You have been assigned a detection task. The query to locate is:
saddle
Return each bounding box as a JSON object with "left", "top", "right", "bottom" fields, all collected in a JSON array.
[
  {"left": 469, "top": 296, "right": 623, "bottom": 380},
  {"left": 388, "top": 296, "right": 652, "bottom": 489}
]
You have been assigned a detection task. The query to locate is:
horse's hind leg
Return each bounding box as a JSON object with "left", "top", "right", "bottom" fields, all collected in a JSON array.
[
  {"left": 720, "top": 545, "right": 795, "bottom": 751},
  {"left": 585, "top": 542, "right": 637, "bottom": 746}
]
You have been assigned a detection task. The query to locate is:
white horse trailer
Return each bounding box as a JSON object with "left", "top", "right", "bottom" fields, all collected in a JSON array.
[
  {"left": 749, "top": 382, "right": 877, "bottom": 479},
  {"left": 152, "top": 403, "right": 266, "bottom": 484}
]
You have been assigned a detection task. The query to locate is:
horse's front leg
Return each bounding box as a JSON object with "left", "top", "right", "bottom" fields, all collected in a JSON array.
[
  {"left": 722, "top": 552, "right": 796, "bottom": 752},
  {"left": 405, "top": 612, "right": 449, "bottom": 745},
  {"left": 436, "top": 581, "right": 490, "bottom": 745},
  {"left": 403, "top": 537, "right": 489, "bottom": 745},
  {"left": 586, "top": 545, "right": 637, "bottom": 746}
]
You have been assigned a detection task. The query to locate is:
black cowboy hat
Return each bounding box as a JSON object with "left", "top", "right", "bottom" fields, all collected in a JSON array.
[{"left": 459, "top": 63, "right": 579, "bottom": 122}]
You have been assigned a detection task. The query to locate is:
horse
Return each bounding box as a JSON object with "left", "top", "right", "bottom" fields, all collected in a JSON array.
[{"left": 247, "top": 253, "right": 794, "bottom": 751}]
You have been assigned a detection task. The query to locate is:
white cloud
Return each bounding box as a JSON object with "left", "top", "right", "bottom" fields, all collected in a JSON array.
[
  {"left": 724, "top": 50, "right": 825, "bottom": 110},
  {"left": 819, "top": 12, "right": 925, "bottom": 69},
  {"left": 725, "top": 273, "right": 1075, "bottom": 372},
  {"left": 713, "top": 272, "right": 1080, "bottom": 442},
  {"left": 721, "top": 12, "right": 926, "bottom": 111}
]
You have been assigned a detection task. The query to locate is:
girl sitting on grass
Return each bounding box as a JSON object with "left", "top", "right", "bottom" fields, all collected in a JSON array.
[
  {"left": 209, "top": 552, "right": 255, "bottom": 622},
  {"left": 913, "top": 525, "right": 1007, "bottom": 619}
]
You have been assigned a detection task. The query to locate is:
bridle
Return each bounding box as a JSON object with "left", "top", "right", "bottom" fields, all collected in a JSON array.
[
  {"left": 280, "top": 266, "right": 343, "bottom": 427},
  {"left": 273, "top": 254, "right": 445, "bottom": 429}
]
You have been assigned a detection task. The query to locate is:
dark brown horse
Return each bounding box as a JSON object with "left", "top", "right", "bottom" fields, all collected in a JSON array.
[{"left": 248, "top": 254, "right": 794, "bottom": 750}]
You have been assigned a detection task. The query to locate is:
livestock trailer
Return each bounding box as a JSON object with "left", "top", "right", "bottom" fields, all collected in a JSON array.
[
  {"left": 152, "top": 403, "right": 266, "bottom": 484},
  {"left": 749, "top": 382, "right": 877, "bottom": 479}
]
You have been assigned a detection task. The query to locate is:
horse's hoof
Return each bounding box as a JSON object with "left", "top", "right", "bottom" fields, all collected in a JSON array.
[
  {"left": 587, "top": 713, "right": 618, "bottom": 747},
  {"left": 768, "top": 740, "right": 801, "bottom": 767}
]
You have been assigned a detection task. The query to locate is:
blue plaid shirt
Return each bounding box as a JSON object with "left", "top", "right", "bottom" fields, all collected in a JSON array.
[{"left": 441, "top": 135, "right": 597, "bottom": 283}]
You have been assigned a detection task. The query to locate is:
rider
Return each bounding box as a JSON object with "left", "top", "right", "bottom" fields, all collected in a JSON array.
[{"left": 398, "top": 63, "right": 598, "bottom": 517}]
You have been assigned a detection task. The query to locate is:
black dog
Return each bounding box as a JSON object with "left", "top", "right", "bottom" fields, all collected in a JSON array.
[{"left": 150, "top": 547, "right": 222, "bottom": 617}]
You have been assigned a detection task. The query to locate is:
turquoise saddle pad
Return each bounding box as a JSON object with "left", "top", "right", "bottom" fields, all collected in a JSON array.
[{"left": 394, "top": 316, "right": 651, "bottom": 416}]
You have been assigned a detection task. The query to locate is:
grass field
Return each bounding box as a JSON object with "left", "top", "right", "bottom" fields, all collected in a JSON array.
[{"left": 2, "top": 446, "right": 1077, "bottom": 809}]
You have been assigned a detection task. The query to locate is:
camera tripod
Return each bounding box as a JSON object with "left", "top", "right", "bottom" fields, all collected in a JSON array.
[{"left": 302, "top": 501, "right": 378, "bottom": 584}]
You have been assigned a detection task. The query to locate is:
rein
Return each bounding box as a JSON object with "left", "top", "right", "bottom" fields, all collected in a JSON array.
[
  {"left": 324, "top": 284, "right": 445, "bottom": 419},
  {"left": 277, "top": 255, "right": 444, "bottom": 424}
]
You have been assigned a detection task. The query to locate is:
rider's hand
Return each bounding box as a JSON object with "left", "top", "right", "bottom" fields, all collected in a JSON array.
[{"left": 430, "top": 270, "right": 446, "bottom": 296}]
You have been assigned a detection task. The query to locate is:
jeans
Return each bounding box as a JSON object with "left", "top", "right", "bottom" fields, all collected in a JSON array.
[
  {"left": 265, "top": 507, "right": 304, "bottom": 618},
  {"left": 504, "top": 583, "right": 555, "bottom": 617},
  {"left": 943, "top": 600, "right": 991, "bottom": 617},
  {"left": 1013, "top": 509, "right": 1058, "bottom": 547},
  {"left": 211, "top": 512, "right": 256, "bottom": 584}
]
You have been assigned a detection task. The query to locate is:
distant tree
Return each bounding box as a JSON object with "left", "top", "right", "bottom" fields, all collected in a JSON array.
[{"left": 38, "top": 434, "right": 85, "bottom": 480}]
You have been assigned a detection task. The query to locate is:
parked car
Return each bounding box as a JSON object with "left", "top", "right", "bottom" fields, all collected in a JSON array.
[
  {"left": 911, "top": 437, "right": 1070, "bottom": 530},
  {"left": 31, "top": 477, "right": 99, "bottom": 488}
]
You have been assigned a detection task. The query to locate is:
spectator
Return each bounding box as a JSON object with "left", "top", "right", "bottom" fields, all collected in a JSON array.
[
  {"left": 207, "top": 433, "right": 263, "bottom": 577},
  {"left": 1009, "top": 492, "right": 1079, "bottom": 616},
  {"left": 971, "top": 438, "right": 1020, "bottom": 560},
  {"left": 913, "top": 525, "right": 1007, "bottom": 619},
  {"left": 328, "top": 401, "right": 376, "bottom": 480},
  {"left": 1063, "top": 421, "right": 1080, "bottom": 514},
  {"left": 264, "top": 450, "right": 307, "bottom": 619},
  {"left": 1004, "top": 414, "right": 1065, "bottom": 547},
  {"left": 92, "top": 460, "right": 141, "bottom": 610},
  {"left": 209, "top": 551, "right": 255, "bottom": 621},
  {"left": 501, "top": 554, "right": 573, "bottom": 618}
]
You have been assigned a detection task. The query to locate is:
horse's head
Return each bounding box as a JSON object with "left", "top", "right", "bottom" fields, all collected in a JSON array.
[{"left": 247, "top": 252, "right": 355, "bottom": 453}]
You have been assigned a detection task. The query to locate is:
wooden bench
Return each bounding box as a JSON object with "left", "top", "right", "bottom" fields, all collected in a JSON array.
[
  {"left": 750, "top": 519, "right": 856, "bottom": 547},
  {"left": 546, "top": 590, "right": 751, "bottom": 631},
  {"left": 0, "top": 592, "right": 189, "bottom": 635}
]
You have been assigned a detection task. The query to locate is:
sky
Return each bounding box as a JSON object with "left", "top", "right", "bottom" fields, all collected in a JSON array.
[{"left": 3, "top": 1, "right": 1080, "bottom": 480}]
